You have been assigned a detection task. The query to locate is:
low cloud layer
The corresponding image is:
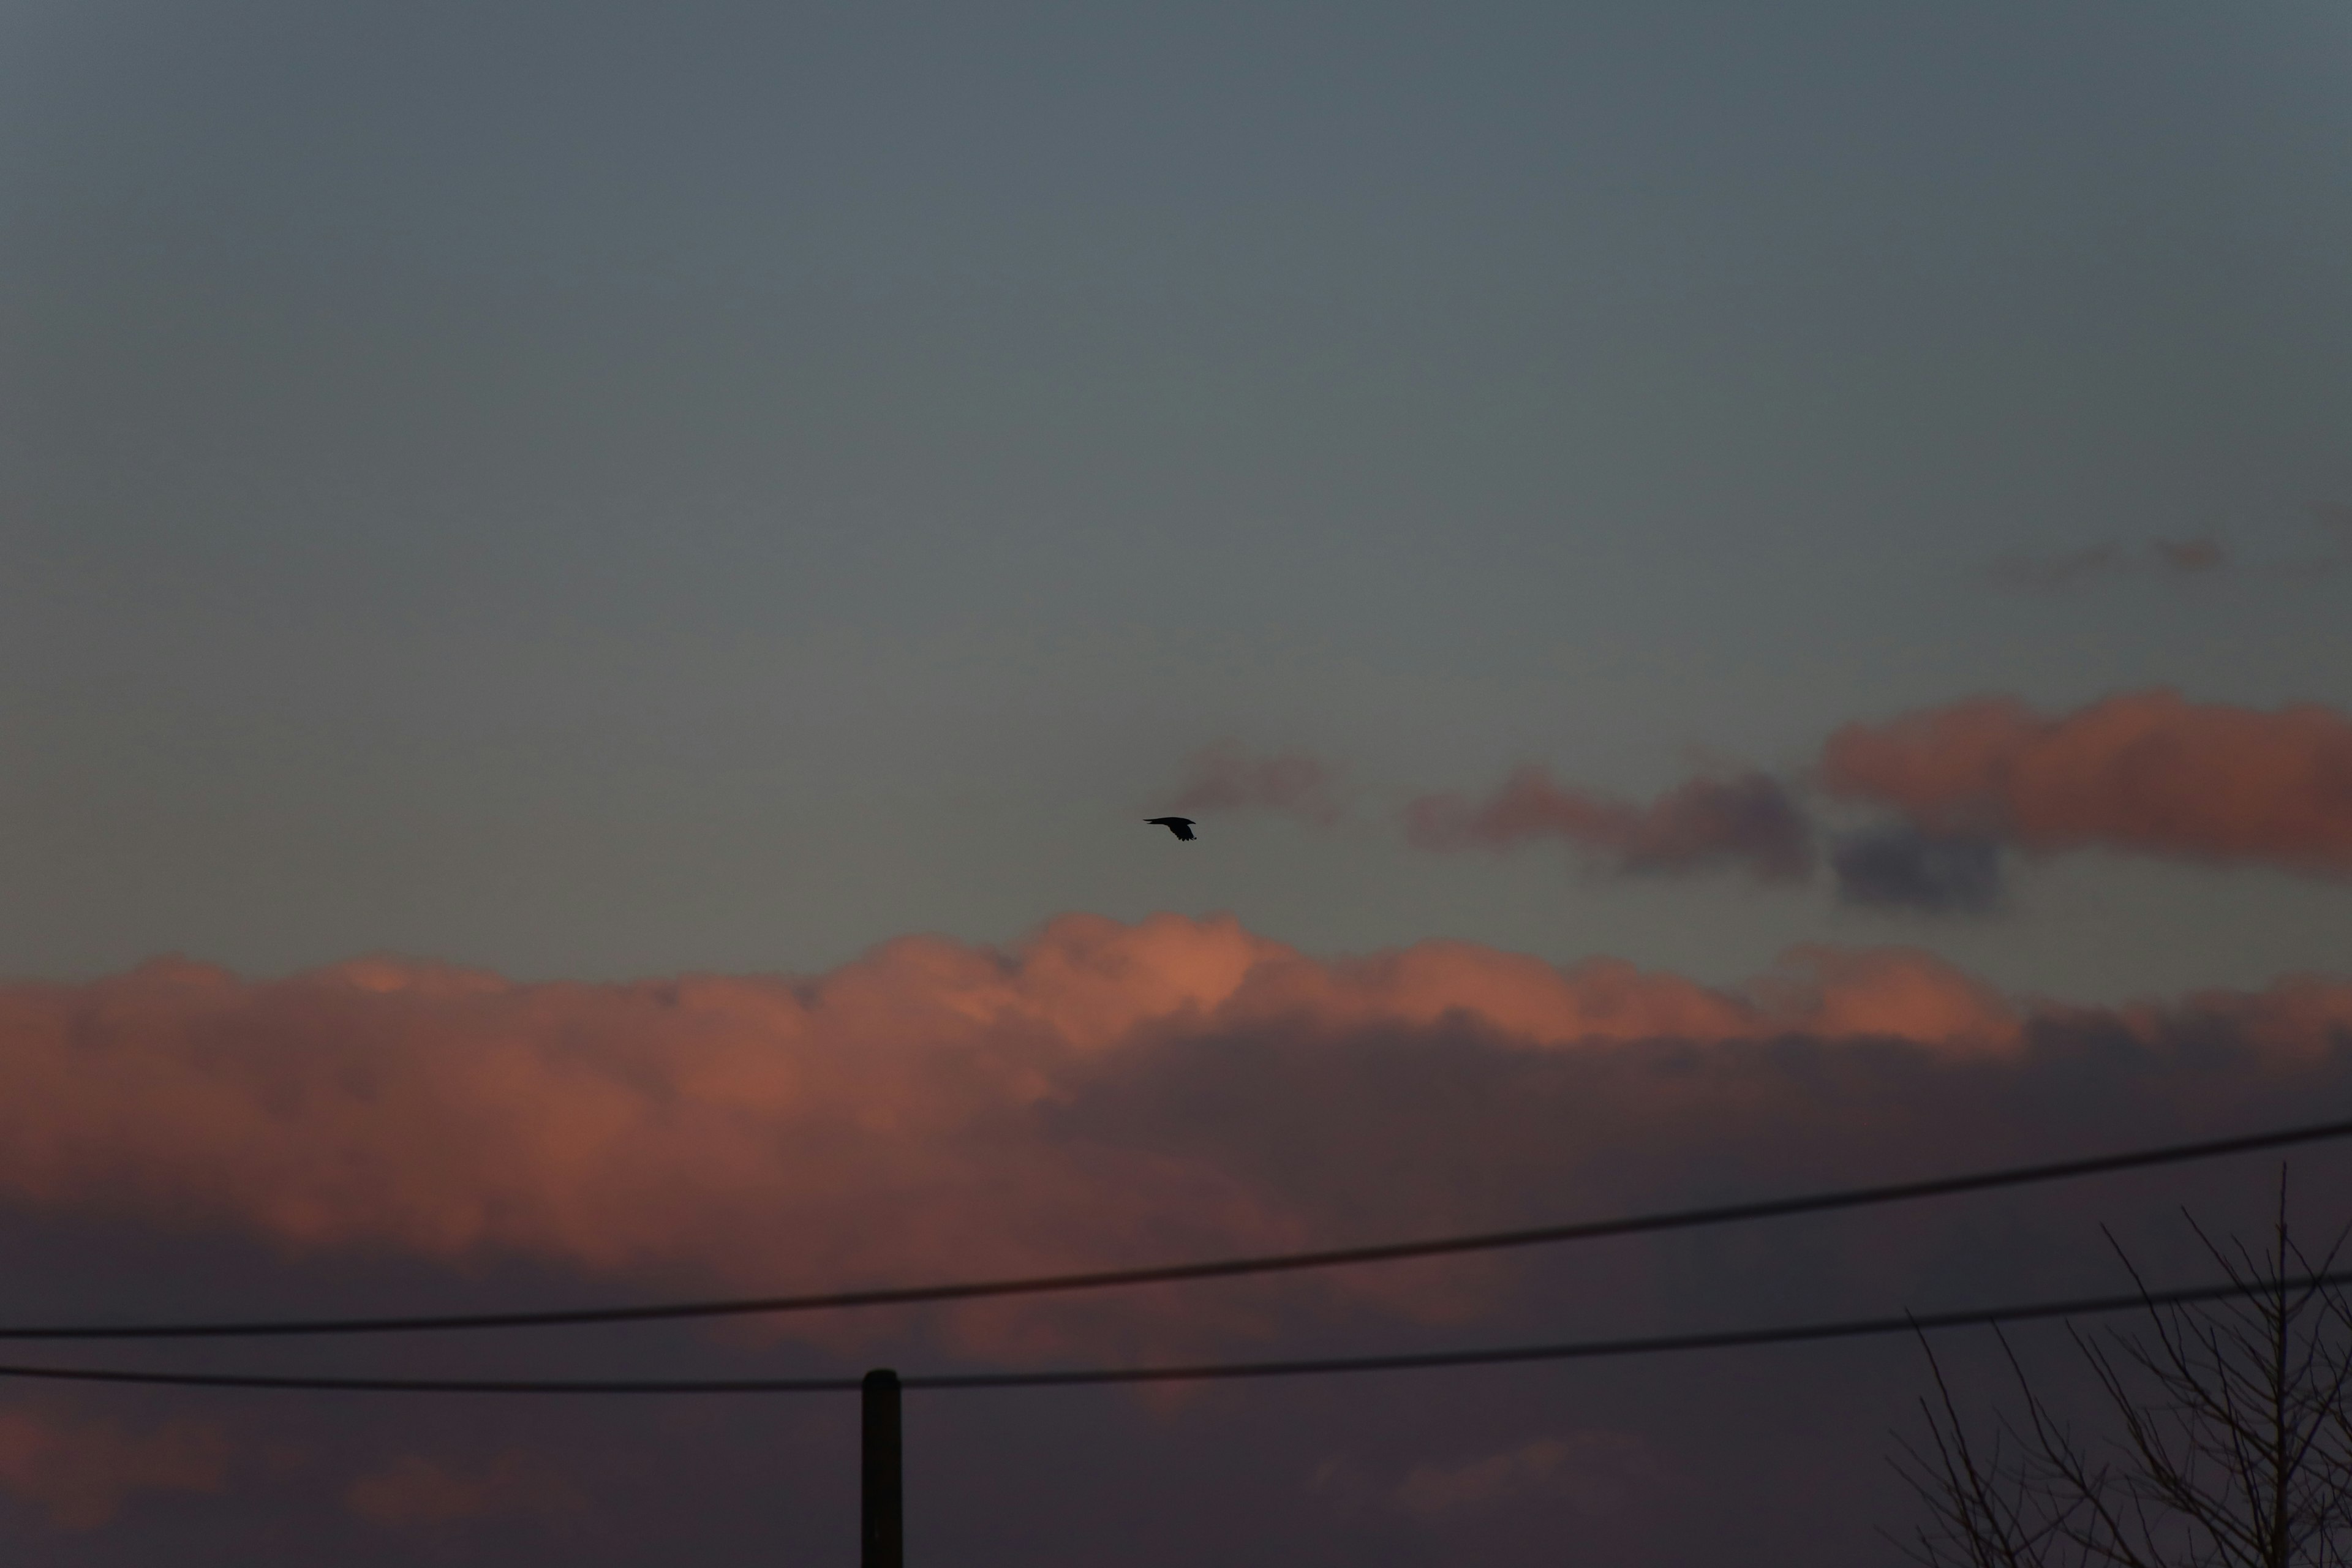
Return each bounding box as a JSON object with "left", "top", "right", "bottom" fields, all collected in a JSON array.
[
  {"left": 0, "top": 916, "right": 2344, "bottom": 1332},
  {"left": 0, "top": 917, "right": 2044, "bottom": 1325},
  {"left": 1, "top": 916, "right": 2350, "bottom": 1564},
  {"left": 1404, "top": 767, "right": 1813, "bottom": 881}
]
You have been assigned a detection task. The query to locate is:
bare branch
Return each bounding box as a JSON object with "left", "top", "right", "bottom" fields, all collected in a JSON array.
[{"left": 1893, "top": 1191, "right": 2352, "bottom": 1568}]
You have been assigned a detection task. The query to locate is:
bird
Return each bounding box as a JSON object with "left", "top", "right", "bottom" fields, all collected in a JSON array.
[{"left": 1145, "top": 816, "right": 1197, "bottom": 841}]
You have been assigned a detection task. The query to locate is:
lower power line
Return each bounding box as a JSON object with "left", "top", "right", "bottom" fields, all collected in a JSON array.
[{"left": 2, "top": 1268, "right": 2344, "bottom": 1395}]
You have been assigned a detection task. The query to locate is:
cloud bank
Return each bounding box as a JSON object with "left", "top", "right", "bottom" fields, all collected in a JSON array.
[
  {"left": 0, "top": 918, "right": 2349, "bottom": 1564},
  {"left": 0, "top": 915, "right": 2345, "bottom": 1364},
  {"left": 0, "top": 919, "right": 2021, "bottom": 1289}
]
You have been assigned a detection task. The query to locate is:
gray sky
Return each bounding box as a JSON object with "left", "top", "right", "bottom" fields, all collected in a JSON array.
[{"left": 6, "top": 0, "right": 2348, "bottom": 992}]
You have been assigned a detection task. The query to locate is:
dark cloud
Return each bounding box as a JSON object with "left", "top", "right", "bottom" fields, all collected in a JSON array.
[
  {"left": 1831, "top": 827, "right": 2004, "bottom": 913},
  {"left": 1404, "top": 767, "right": 1814, "bottom": 882}
]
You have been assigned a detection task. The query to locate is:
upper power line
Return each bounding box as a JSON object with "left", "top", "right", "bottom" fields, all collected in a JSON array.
[
  {"left": 0, "top": 1114, "right": 2345, "bottom": 1343},
  {"left": 2, "top": 1268, "right": 2345, "bottom": 1396}
]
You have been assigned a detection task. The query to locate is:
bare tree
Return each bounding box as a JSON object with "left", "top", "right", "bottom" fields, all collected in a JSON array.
[{"left": 1891, "top": 1177, "right": 2352, "bottom": 1568}]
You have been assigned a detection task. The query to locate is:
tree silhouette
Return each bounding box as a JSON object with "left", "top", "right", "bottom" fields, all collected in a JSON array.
[{"left": 1892, "top": 1177, "right": 2352, "bottom": 1568}]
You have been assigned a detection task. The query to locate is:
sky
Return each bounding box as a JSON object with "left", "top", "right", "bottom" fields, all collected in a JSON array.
[{"left": 1, "top": 1, "right": 2350, "bottom": 1562}]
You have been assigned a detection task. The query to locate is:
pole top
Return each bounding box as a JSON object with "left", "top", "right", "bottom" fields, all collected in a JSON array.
[{"left": 863, "top": 1367, "right": 900, "bottom": 1392}]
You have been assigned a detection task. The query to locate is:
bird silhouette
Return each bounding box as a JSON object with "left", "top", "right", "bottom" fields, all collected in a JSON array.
[{"left": 1145, "top": 816, "right": 1197, "bottom": 841}]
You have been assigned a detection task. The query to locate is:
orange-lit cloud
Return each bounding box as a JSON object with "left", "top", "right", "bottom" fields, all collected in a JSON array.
[
  {"left": 0, "top": 916, "right": 2344, "bottom": 1368},
  {"left": 0, "top": 918, "right": 2012, "bottom": 1265},
  {"left": 1405, "top": 767, "right": 1812, "bottom": 881},
  {"left": 1819, "top": 690, "right": 2352, "bottom": 876},
  {"left": 1165, "top": 743, "right": 1344, "bottom": 824},
  {"left": 0, "top": 1407, "right": 227, "bottom": 1529}
]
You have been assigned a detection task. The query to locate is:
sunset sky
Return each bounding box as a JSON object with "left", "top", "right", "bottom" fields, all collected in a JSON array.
[{"left": 4, "top": 2, "right": 2351, "bottom": 1564}]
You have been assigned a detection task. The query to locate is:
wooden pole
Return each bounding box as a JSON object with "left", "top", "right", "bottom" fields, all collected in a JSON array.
[{"left": 861, "top": 1368, "right": 903, "bottom": 1568}]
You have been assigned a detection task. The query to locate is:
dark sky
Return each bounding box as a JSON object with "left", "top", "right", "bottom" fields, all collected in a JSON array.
[{"left": 2, "top": 2, "right": 2350, "bottom": 1562}]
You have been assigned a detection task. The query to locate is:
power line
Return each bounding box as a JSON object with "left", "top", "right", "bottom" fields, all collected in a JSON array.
[
  {"left": 2, "top": 1268, "right": 2345, "bottom": 1396},
  {"left": 3, "top": 1114, "right": 2345, "bottom": 1343}
]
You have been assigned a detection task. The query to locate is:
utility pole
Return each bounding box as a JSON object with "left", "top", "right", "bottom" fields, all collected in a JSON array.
[{"left": 862, "top": 1368, "right": 903, "bottom": 1568}]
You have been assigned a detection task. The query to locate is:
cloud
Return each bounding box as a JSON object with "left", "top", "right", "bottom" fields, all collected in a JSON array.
[
  {"left": 1830, "top": 827, "right": 2003, "bottom": 913},
  {"left": 1395, "top": 1432, "right": 1658, "bottom": 1520},
  {"left": 1989, "top": 538, "right": 2228, "bottom": 589},
  {"left": 345, "top": 1453, "right": 581, "bottom": 1529},
  {"left": 0, "top": 921, "right": 2348, "bottom": 1561},
  {"left": 1402, "top": 690, "right": 2349, "bottom": 896},
  {"left": 1404, "top": 767, "right": 1813, "bottom": 881},
  {"left": 0, "top": 916, "right": 2343, "bottom": 1364},
  {"left": 0, "top": 1408, "right": 228, "bottom": 1530},
  {"left": 1819, "top": 690, "right": 2352, "bottom": 876},
  {"left": 1164, "top": 744, "right": 1344, "bottom": 825},
  {"left": 0, "top": 919, "right": 2033, "bottom": 1312}
]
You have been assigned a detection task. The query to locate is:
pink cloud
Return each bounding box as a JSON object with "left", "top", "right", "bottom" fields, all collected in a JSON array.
[
  {"left": 1404, "top": 767, "right": 1812, "bottom": 881},
  {"left": 0, "top": 1407, "right": 227, "bottom": 1530},
  {"left": 0, "top": 923, "right": 2340, "bottom": 1565},
  {"left": 1818, "top": 690, "right": 2352, "bottom": 875},
  {"left": 0, "top": 916, "right": 2342, "bottom": 1367}
]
